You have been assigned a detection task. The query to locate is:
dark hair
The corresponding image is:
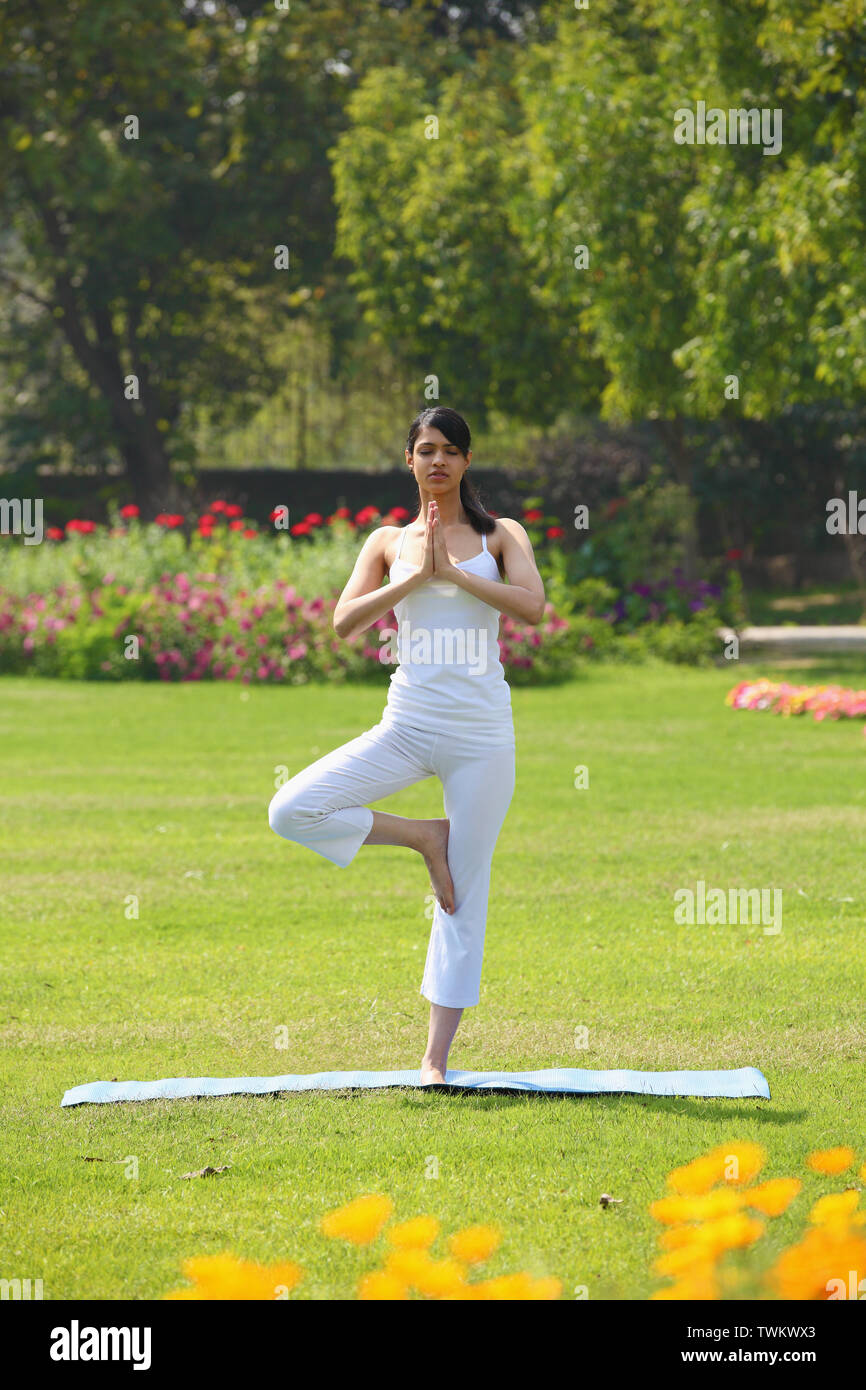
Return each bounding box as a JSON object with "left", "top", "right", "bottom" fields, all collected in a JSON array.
[{"left": 405, "top": 406, "right": 496, "bottom": 535}]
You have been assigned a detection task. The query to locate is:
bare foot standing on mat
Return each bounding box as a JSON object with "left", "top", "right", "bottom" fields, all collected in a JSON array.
[{"left": 268, "top": 407, "right": 545, "bottom": 1085}]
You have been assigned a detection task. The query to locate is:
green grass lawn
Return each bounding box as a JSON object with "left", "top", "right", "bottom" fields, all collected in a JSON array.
[{"left": 1, "top": 662, "right": 864, "bottom": 1300}]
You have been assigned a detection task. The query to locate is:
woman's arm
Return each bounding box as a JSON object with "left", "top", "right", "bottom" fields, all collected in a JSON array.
[
  {"left": 332, "top": 515, "right": 434, "bottom": 641},
  {"left": 432, "top": 517, "right": 546, "bottom": 624}
]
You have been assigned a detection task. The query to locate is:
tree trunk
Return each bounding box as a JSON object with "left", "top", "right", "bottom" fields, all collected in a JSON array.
[
  {"left": 654, "top": 416, "right": 699, "bottom": 583},
  {"left": 26, "top": 179, "right": 174, "bottom": 508}
]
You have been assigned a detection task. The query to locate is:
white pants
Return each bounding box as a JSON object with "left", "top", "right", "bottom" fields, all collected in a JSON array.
[{"left": 267, "top": 718, "right": 515, "bottom": 1008}]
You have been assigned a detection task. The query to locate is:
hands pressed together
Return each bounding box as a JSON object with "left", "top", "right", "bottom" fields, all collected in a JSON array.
[{"left": 409, "top": 501, "right": 461, "bottom": 587}]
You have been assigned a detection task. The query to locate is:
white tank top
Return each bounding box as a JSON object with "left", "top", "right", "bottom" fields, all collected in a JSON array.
[{"left": 382, "top": 525, "right": 514, "bottom": 745}]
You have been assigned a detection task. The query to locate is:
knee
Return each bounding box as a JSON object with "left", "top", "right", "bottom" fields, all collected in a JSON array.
[{"left": 268, "top": 781, "right": 325, "bottom": 840}]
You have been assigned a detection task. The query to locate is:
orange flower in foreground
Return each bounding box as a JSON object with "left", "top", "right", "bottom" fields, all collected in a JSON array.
[
  {"left": 357, "top": 1270, "right": 409, "bottom": 1300},
  {"left": 386, "top": 1215, "right": 440, "bottom": 1250},
  {"left": 384, "top": 1248, "right": 437, "bottom": 1286},
  {"left": 469, "top": 1272, "right": 561, "bottom": 1300},
  {"left": 448, "top": 1224, "right": 502, "bottom": 1265},
  {"left": 806, "top": 1147, "right": 856, "bottom": 1176},
  {"left": 666, "top": 1141, "right": 766, "bottom": 1196},
  {"left": 165, "top": 1253, "right": 303, "bottom": 1300},
  {"left": 384, "top": 1248, "right": 467, "bottom": 1297},
  {"left": 320, "top": 1193, "right": 394, "bottom": 1245},
  {"left": 809, "top": 1191, "right": 861, "bottom": 1227},
  {"left": 653, "top": 1214, "right": 765, "bottom": 1279},
  {"left": 412, "top": 1256, "right": 468, "bottom": 1299},
  {"left": 768, "top": 1225, "right": 866, "bottom": 1300},
  {"left": 742, "top": 1178, "right": 802, "bottom": 1217},
  {"left": 650, "top": 1188, "right": 744, "bottom": 1226}
]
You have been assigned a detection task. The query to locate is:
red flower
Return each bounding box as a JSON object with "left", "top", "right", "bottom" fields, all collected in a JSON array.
[
  {"left": 210, "top": 501, "right": 228, "bottom": 513},
  {"left": 355, "top": 506, "right": 380, "bottom": 525},
  {"left": 67, "top": 519, "right": 97, "bottom": 533},
  {"left": 546, "top": 525, "right": 565, "bottom": 539},
  {"left": 224, "top": 504, "right": 243, "bottom": 519},
  {"left": 269, "top": 507, "right": 287, "bottom": 522},
  {"left": 46, "top": 526, "right": 65, "bottom": 540},
  {"left": 155, "top": 513, "right": 185, "bottom": 528},
  {"left": 199, "top": 514, "right": 216, "bottom": 527},
  {"left": 330, "top": 507, "right": 352, "bottom": 521},
  {"left": 304, "top": 512, "right": 323, "bottom": 526},
  {"left": 291, "top": 521, "right": 311, "bottom": 536},
  {"left": 119, "top": 504, "right": 139, "bottom": 519},
  {"left": 242, "top": 528, "right": 257, "bottom": 539},
  {"left": 523, "top": 508, "right": 544, "bottom": 523},
  {"left": 229, "top": 519, "right": 245, "bottom": 531},
  {"left": 726, "top": 547, "right": 743, "bottom": 562},
  {"left": 391, "top": 506, "right": 410, "bottom": 521}
]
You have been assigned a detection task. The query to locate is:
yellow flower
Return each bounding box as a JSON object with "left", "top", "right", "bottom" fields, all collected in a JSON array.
[
  {"left": 666, "top": 1141, "right": 766, "bottom": 1196},
  {"left": 653, "top": 1214, "right": 765, "bottom": 1278},
  {"left": 320, "top": 1193, "right": 394, "bottom": 1245},
  {"left": 650, "top": 1188, "right": 744, "bottom": 1225},
  {"left": 413, "top": 1256, "right": 468, "bottom": 1299},
  {"left": 384, "top": 1248, "right": 437, "bottom": 1286},
  {"left": 743, "top": 1178, "right": 801, "bottom": 1217},
  {"left": 768, "top": 1225, "right": 866, "bottom": 1300},
  {"left": 382, "top": 1248, "right": 467, "bottom": 1297},
  {"left": 165, "top": 1253, "right": 303, "bottom": 1300},
  {"left": 357, "top": 1270, "right": 408, "bottom": 1300},
  {"left": 470, "top": 1272, "right": 560, "bottom": 1300},
  {"left": 806, "top": 1147, "right": 856, "bottom": 1176},
  {"left": 386, "top": 1215, "right": 440, "bottom": 1250},
  {"left": 448, "top": 1224, "right": 502, "bottom": 1265},
  {"left": 809, "top": 1191, "right": 861, "bottom": 1227}
]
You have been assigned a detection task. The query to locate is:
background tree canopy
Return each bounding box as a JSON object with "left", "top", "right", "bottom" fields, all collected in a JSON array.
[{"left": 0, "top": 0, "right": 864, "bottom": 512}]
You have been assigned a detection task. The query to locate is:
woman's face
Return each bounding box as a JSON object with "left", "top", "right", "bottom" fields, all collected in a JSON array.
[{"left": 407, "top": 427, "right": 471, "bottom": 491}]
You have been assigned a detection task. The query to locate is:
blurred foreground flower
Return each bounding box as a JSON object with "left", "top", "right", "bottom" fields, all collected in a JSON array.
[
  {"left": 165, "top": 1253, "right": 303, "bottom": 1300},
  {"left": 319, "top": 1195, "right": 559, "bottom": 1300},
  {"left": 650, "top": 1140, "right": 865, "bottom": 1301},
  {"left": 320, "top": 1193, "right": 394, "bottom": 1244}
]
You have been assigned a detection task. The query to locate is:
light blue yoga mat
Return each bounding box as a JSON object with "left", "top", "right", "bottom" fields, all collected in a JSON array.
[{"left": 61, "top": 1065, "right": 770, "bottom": 1107}]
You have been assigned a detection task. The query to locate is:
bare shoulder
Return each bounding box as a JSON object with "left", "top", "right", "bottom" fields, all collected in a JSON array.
[
  {"left": 490, "top": 517, "right": 533, "bottom": 553},
  {"left": 365, "top": 523, "right": 405, "bottom": 569}
]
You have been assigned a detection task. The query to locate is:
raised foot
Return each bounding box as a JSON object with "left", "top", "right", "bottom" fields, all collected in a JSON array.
[{"left": 417, "top": 817, "right": 455, "bottom": 914}]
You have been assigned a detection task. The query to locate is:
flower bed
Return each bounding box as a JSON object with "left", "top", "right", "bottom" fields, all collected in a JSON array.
[
  {"left": 727, "top": 679, "right": 866, "bottom": 732},
  {"left": 0, "top": 500, "right": 732, "bottom": 680}
]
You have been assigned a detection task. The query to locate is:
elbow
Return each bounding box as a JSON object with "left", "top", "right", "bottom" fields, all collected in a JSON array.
[{"left": 530, "top": 596, "right": 546, "bottom": 625}]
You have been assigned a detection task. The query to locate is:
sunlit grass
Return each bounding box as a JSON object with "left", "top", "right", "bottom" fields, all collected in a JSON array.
[{"left": 1, "top": 661, "right": 864, "bottom": 1298}]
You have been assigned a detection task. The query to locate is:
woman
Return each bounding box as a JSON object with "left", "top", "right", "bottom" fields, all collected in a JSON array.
[{"left": 268, "top": 406, "right": 545, "bottom": 1083}]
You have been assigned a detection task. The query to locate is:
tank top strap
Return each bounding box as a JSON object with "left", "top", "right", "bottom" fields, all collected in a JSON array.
[
  {"left": 481, "top": 530, "right": 489, "bottom": 552},
  {"left": 396, "top": 525, "right": 408, "bottom": 560}
]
